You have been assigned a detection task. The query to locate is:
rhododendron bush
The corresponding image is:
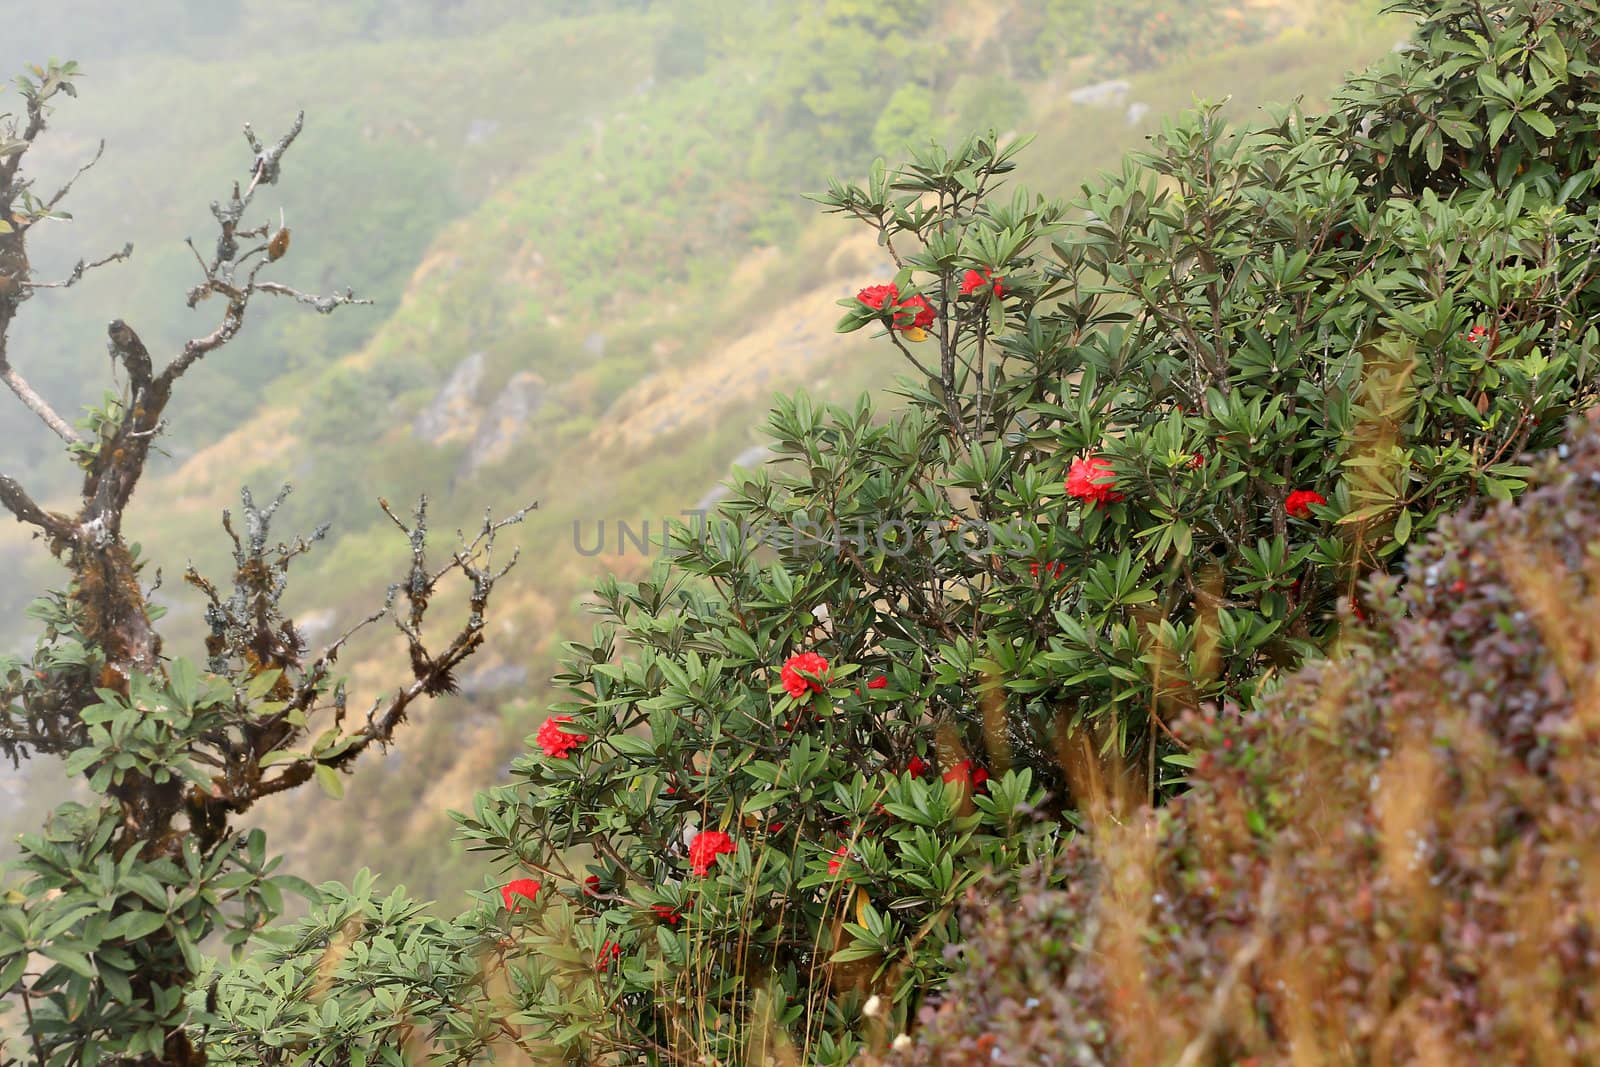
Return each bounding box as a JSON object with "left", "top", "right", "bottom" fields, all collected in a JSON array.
[{"left": 200, "top": 1, "right": 1600, "bottom": 1062}]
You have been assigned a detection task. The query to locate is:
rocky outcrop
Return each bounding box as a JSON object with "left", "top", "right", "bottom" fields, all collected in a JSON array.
[
  {"left": 413, "top": 351, "right": 486, "bottom": 444},
  {"left": 460, "top": 371, "right": 546, "bottom": 477}
]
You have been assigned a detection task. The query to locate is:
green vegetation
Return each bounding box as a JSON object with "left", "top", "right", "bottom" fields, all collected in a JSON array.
[
  {"left": 2, "top": 1, "right": 1588, "bottom": 1063},
  {"left": 897, "top": 413, "right": 1600, "bottom": 1064},
  {"left": 28, "top": 0, "right": 1590, "bottom": 1063},
  {"left": 0, "top": 0, "right": 1404, "bottom": 908}
]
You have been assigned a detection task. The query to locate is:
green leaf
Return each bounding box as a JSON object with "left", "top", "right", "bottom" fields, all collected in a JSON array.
[
  {"left": 0, "top": 953, "right": 26, "bottom": 992},
  {"left": 314, "top": 763, "right": 344, "bottom": 800},
  {"left": 1520, "top": 109, "right": 1556, "bottom": 138},
  {"left": 42, "top": 945, "right": 95, "bottom": 979},
  {"left": 169, "top": 658, "right": 199, "bottom": 709},
  {"left": 116, "top": 910, "right": 167, "bottom": 942}
]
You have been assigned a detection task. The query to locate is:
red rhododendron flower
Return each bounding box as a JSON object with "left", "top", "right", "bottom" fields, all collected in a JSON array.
[
  {"left": 943, "top": 759, "right": 990, "bottom": 791},
  {"left": 857, "top": 283, "right": 898, "bottom": 310},
  {"left": 891, "top": 293, "right": 936, "bottom": 332},
  {"left": 536, "top": 715, "right": 588, "bottom": 758},
  {"left": 1029, "top": 561, "right": 1066, "bottom": 579},
  {"left": 828, "top": 843, "right": 850, "bottom": 877},
  {"left": 908, "top": 755, "right": 930, "bottom": 778},
  {"left": 688, "top": 829, "right": 736, "bottom": 875},
  {"left": 1285, "top": 489, "right": 1327, "bottom": 519},
  {"left": 960, "top": 268, "right": 1004, "bottom": 297},
  {"left": 583, "top": 874, "right": 600, "bottom": 896},
  {"left": 1189, "top": 452, "right": 1205, "bottom": 470},
  {"left": 500, "top": 878, "right": 541, "bottom": 912},
  {"left": 651, "top": 904, "right": 682, "bottom": 926},
  {"left": 1065, "top": 456, "right": 1123, "bottom": 504},
  {"left": 1464, "top": 325, "right": 1489, "bottom": 343},
  {"left": 597, "top": 939, "right": 622, "bottom": 971},
  {"left": 1451, "top": 578, "right": 1467, "bottom": 594},
  {"left": 780, "top": 651, "right": 831, "bottom": 699},
  {"left": 867, "top": 675, "right": 888, "bottom": 690}
]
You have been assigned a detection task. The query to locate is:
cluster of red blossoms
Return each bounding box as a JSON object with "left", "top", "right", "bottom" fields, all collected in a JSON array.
[
  {"left": 1464, "top": 324, "right": 1490, "bottom": 344},
  {"left": 943, "top": 759, "right": 990, "bottom": 791},
  {"left": 500, "top": 878, "right": 541, "bottom": 913},
  {"left": 854, "top": 674, "right": 888, "bottom": 696},
  {"left": 1285, "top": 489, "right": 1327, "bottom": 519},
  {"left": 688, "top": 829, "right": 737, "bottom": 875},
  {"left": 536, "top": 715, "right": 588, "bottom": 759},
  {"left": 781, "top": 651, "right": 831, "bottom": 699},
  {"left": 1065, "top": 455, "right": 1123, "bottom": 505},
  {"left": 959, "top": 268, "right": 1004, "bottom": 297},
  {"left": 856, "top": 283, "right": 935, "bottom": 334}
]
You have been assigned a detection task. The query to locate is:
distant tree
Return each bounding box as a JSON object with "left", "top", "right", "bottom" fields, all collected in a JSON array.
[{"left": 0, "top": 61, "right": 527, "bottom": 1066}]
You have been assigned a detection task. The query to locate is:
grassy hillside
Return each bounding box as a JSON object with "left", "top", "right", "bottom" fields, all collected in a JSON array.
[{"left": 0, "top": 0, "right": 1408, "bottom": 902}]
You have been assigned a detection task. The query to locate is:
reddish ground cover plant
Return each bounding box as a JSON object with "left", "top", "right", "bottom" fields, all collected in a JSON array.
[{"left": 886, "top": 415, "right": 1600, "bottom": 1065}]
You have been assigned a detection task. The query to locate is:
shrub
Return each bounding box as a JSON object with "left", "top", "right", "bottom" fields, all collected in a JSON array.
[
  {"left": 189, "top": 1, "right": 1600, "bottom": 1062},
  {"left": 890, "top": 411, "right": 1600, "bottom": 1064}
]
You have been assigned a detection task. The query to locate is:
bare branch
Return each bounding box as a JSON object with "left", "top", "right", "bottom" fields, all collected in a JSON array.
[
  {"left": 43, "top": 137, "right": 103, "bottom": 210},
  {"left": 161, "top": 300, "right": 245, "bottom": 387},
  {"left": 0, "top": 471, "right": 71, "bottom": 538},
  {"left": 0, "top": 358, "right": 82, "bottom": 445},
  {"left": 159, "top": 111, "right": 354, "bottom": 391},
  {"left": 23, "top": 241, "right": 132, "bottom": 290},
  {"left": 246, "top": 498, "right": 534, "bottom": 805},
  {"left": 253, "top": 282, "right": 372, "bottom": 314}
]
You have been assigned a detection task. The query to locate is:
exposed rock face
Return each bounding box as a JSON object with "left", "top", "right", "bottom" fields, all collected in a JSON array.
[
  {"left": 461, "top": 371, "right": 546, "bottom": 476},
  {"left": 1068, "top": 79, "right": 1131, "bottom": 106},
  {"left": 465, "top": 118, "right": 501, "bottom": 145},
  {"left": 413, "top": 351, "right": 486, "bottom": 444},
  {"left": 459, "top": 661, "right": 529, "bottom": 697},
  {"left": 412, "top": 350, "right": 546, "bottom": 477}
]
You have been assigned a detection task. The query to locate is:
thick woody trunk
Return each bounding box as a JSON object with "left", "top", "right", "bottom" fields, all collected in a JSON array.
[{"left": 72, "top": 538, "right": 162, "bottom": 686}]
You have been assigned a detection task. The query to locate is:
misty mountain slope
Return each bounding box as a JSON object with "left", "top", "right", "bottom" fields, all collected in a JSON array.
[
  {"left": 1, "top": 11, "right": 661, "bottom": 490},
  {"left": 0, "top": 2, "right": 1407, "bottom": 900}
]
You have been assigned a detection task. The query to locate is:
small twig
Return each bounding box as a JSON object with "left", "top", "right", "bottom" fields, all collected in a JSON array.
[
  {"left": 44, "top": 138, "right": 105, "bottom": 210},
  {"left": 19, "top": 981, "right": 48, "bottom": 1067},
  {"left": 22, "top": 242, "right": 133, "bottom": 291}
]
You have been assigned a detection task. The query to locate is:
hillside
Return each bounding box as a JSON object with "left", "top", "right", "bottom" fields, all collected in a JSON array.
[{"left": 0, "top": 0, "right": 1408, "bottom": 902}]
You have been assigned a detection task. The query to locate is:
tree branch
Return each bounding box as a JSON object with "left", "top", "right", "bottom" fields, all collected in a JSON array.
[
  {"left": 253, "top": 281, "right": 371, "bottom": 314},
  {"left": 0, "top": 471, "right": 71, "bottom": 539},
  {"left": 43, "top": 137, "right": 103, "bottom": 210},
  {"left": 22, "top": 241, "right": 132, "bottom": 291},
  {"left": 0, "top": 357, "right": 82, "bottom": 445}
]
